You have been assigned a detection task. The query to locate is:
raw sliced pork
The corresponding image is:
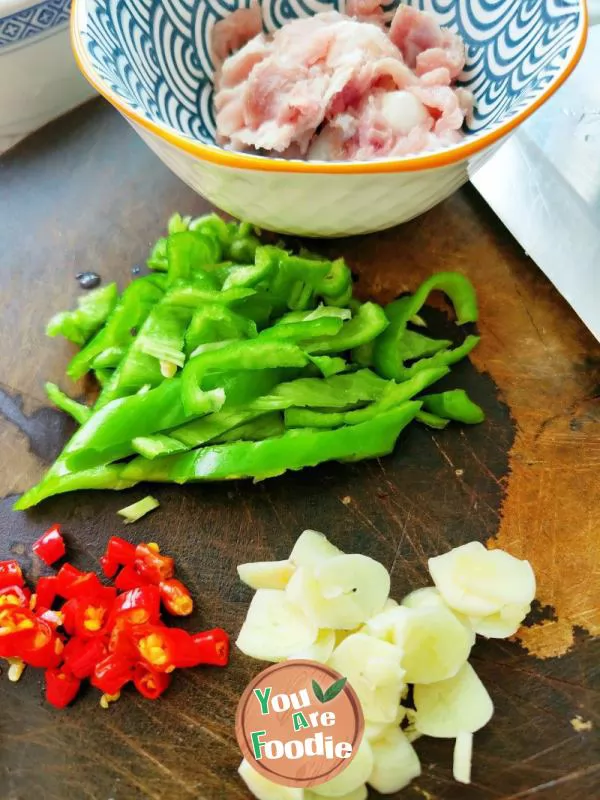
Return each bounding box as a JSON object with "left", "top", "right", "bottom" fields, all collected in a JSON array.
[{"left": 212, "top": 2, "right": 472, "bottom": 161}]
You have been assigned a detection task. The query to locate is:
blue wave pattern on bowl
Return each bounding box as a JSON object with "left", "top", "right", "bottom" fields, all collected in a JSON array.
[
  {"left": 1, "top": 0, "right": 71, "bottom": 50},
  {"left": 83, "top": 0, "right": 582, "bottom": 145}
]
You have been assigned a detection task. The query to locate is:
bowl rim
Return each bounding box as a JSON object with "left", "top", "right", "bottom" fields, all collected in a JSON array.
[{"left": 71, "top": 0, "right": 589, "bottom": 174}]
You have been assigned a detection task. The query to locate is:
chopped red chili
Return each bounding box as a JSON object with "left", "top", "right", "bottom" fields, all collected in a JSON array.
[
  {"left": 192, "top": 628, "right": 230, "bottom": 667},
  {"left": 99, "top": 555, "right": 119, "bottom": 579},
  {"left": 55, "top": 563, "right": 85, "bottom": 598},
  {"left": 63, "top": 637, "right": 108, "bottom": 680},
  {"left": 45, "top": 668, "right": 81, "bottom": 708},
  {"left": 114, "top": 564, "right": 149, "bottom": 592},
  {"left": 91, "top": 653, "right": 134, "bottom": 695},
  {"left": 32, "top": 524, "right": 66, "bottom": 566},
  {"left": 35, "top": 576, "right": 59, "bottom": 611},
  {"left": 0, "top": 585, "right": 31, "bottom": 608},
  {"left": 133, "top": 664, "right": 171, "bottom": 700},
  {"left": 133, "top": 543, "right": 174, "bottom": 585},
  {"left": 158, "top": 579, "right": 193, "bottom": 617},
  {"left": 60, "top": 570, "right": 104, "bottom": 601},
  {"left": 105, "top": 536, "right": 136, "bottom": 567},
  {"left": 0, "top": 560, "right": 24, "bottom": 590},
  {"left": 0, "top": 607, "right": 38, "bottom": 657},
  {"left": 111, "top": 586, "right": 160, "bottom": 626}
]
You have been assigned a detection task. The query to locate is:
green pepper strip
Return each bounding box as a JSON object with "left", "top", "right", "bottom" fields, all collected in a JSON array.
[
  {"left": 130, "top": 433, "right": 191, "bottom": 460},
  {"left": 283, "top": 367, "right": 448, "bottom": 429},
  {"left": 212, "top": 412, "right": 284, "bottom": 444},
  {"left": 45, "top": 383, "right": 91, "bottom": 425},
  {"left": 416, "top": 410, "right": 449, "bottom": 429},
  {"left": 373, "top": 272, "right": 478, "bottom": 380},
  {"left": 185, "top": 305, "right": 257, "bottom": 355},
  {"left": 47, "top": 283, "right": 118, "bottom": 346},
  {"left": 308, "top": 355, "right": 348, "bottom": 377},
  {"left": 63, "top": 378, "right": 223, "bottom": 471},
  {"left": 67, "top": 277, "right": 164, "bottom": 380},
  {"left": 91, "top": 346, "right": 126, "bottom": 370},
  {"left": 258, "top": 317, "right": 344, "bottom": 343},
  {"left": 305, "top": 302, "right": 389, "bottom": 355},
  {"left": 421, "top": 389, "right": 485, "bottom": 424},
  {"left": 13, "top": 464, "right": 135, "bottom": 511},
  {"left": 166, "top": 231, "right": 222, "bottom": 285},
  {"left": 397, "top": 330, "right": 453, "bottom": 360},
  {"left": 121, "top": 402, "right": 421, "bottom": 484},
  {"left": 181, "top": 340, "right": 309, "bottom": 415}
]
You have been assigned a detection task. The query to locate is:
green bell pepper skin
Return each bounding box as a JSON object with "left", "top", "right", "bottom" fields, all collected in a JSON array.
[
  {"left": 258, "top": 317, "right": 344, "bottom": 344},
  {"left": 91, "top": 346, "right": 126, "bottom": 370},
  {"left": 305, "top": 302, "right": 389, "bottom": 355},
  {"left": 398, "top": 330, "right": 453, "bottom": 361},
  {"left": 67, "top": 277, "right": 164, "bottom": 380},
  {"left": 181, "top": 340, "right": 308, "bottom": 414},
  {"left": 228, "top": 234, "right": 261, "bottom": 264},
  {"left": 421, "top": 389, "right": 485, "bottom": 424},
  {"left": 308, "top": 355, "right": 348, "bottom": 378},
  {"left": 315, "top": 258, "right": 352, "bottom": 300},
  {"left": 136, "top": 304, "right": 193, "bottom": 368},
  {"left": 166, "top": 231, "right": 222, "bottom": 285},
  {"left": 283, "top": 367, "right": 447, "bottom": 429},
  {"left": 131, "top": 433, "right": 191, "bottom": 460},
  {"left": 416, "top": 410, "right": 450, "bottom": 429},
  {"left": 211, "top": 412, "right": 285, "bottom": 444},
  {"left": 47, "top": 283, "right": 119, "bottom": 346},
  {"left": 185, "top": 305, "right": 257, "bottom": 355},
  {"left": 221, "top": 257, "right": 276, "bottom": 291},
  {"left": 147, "top": 237, "right": 168, "bottom": 271},
  {"left": 161, "top": 282, "right": 255, "bottom": 309},
  {"left": 13, "top": 464, "right": 136, "bottom": 510},
  {"left": 373, "top": 273, "right": 478, "bottom": 380},
  {"left": 64, "top": 378, "right": 223, "bottom": 471},
  {"left": 121, "top": 402, "right": 421, "bottom": 484},
  {"left": 398, "top": 335, "right": 480, "bottom": 380},
  {"left": 45, "top": 383, "right": 91, "bottom": 425},
  {"left": 189, "top": 213, "right": 234, "bottom": 246},
  {"left": 251, "top": 369, "right": 390, "bottom": 412}
]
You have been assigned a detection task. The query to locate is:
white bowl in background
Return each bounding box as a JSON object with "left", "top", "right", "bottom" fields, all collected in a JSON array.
[
  {"left": 0, "top": 0, "right": 96, "bottom": 154},
  {"left": 71, "top": 0, "right": 588, "bottom": 237}
]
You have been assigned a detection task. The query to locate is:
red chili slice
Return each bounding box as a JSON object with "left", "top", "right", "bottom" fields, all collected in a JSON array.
[
  {"left": 63, "top": 637, "right": 108, "bottom": 680},
  {"left": 105, "top": 536, "right": 136, "bottom": 567},
  {"left": 0, "top": 560, "right": 24, "bottom": 590},
  {"left": 91, "top": 653, "right": 135, "bottom": 695},
  {"left": 0, "top": 585, "right": 31, "bottom": 609},
  {"left": 32, "top": 524, "right": 66, "bottom": 566},
  {"left": 133, "top": 543, "right": 174, "bottom": 585},
  {"left": 111, "top": 586, "right": 160, "bottom": 626},
  {"left": 45, "top": 668, "right": 81, "bottom": 708},
  {"left": 133, "top": 663, "right": 171, "bottom": 700},
  {"left": 192, "top": 628, "right": 230, "bottom": 667},
  {"left": 159, "top": 579, "right": 193, "bottom": 617},
  {"left": 35, "top": 576, "right": 59, "bottom": 611},
  {"left": 114, "top": 565, "right": 150, "bottom": 592}
]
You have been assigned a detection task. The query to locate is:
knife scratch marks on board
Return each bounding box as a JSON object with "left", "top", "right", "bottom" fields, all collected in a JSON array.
[{"left": 500, "top": 764, "right": 600, "bottom": 799}]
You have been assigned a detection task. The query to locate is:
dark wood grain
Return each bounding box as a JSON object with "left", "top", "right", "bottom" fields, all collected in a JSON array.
[{"left": 0, "top": 98, "right": 598, "bottom": 800}]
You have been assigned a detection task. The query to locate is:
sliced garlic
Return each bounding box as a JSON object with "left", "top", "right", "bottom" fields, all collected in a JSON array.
[
  {"left": 368, "top": 726, "right": 421, "bottom": 793},
  {"left": 453, "top": 731, "right": 473, "bottom": 784},
  {"left": 290, "top": 530, "right": 342, "bottom": 568},
  {"left": 428, "top": 541, "right": 536, "bottom": 617},
  {"left": 236, "top": 589, "right": 318, "bottom": 662},
  {"left": 365, "top": 604, "right": 472, "bottom": 683},
  {"left": 287, "top": 555, "right": 390, "bottom": 630},
  {"left": 238, "top": 759, "right": 304, "bottom": 800},
  {"left": 414, "top": 662, "right": 494, "bottom": 737},
  {"left": 328, "top": 633, "right": 404, "bottom": 723},
  {"left": 289, "top": 628, "right": 336, "bottom": 662},
  {"left": 237, "top": 559, "right": 295, "bottom": 590}
]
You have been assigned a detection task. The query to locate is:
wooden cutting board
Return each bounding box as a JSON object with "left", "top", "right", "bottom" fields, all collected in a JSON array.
[{"left": 0, "top": 99, "right": 598, "bottom": 800}]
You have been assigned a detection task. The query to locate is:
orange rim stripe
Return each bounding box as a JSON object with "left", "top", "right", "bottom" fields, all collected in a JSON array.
[{"left": 70, "top": 0, "right": 589, "bottom": 175}]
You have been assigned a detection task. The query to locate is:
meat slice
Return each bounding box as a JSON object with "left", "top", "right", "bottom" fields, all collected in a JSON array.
[
  {"left": 389, "top": 4, "right": 465, "bottom": 79},
  {"left": 212, "top": 5, "right": 263, "bottom": 65}
]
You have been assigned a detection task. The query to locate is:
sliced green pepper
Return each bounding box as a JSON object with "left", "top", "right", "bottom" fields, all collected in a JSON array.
[
  {"left": 166, "top": 231, "right": 222, "bottom": 285},
  {"left": 421, "top": 389, "right": 485, "bottom": 424},
  {"left": 64, "top": 378, "right": 222, "bottom": 471},
  {"left": 13, "top": 464, "right": 136, "bottom": 510},
  {"left": 67, "top": 277, "right": 164, "bottom": 380},
  {"left": 211, "top": 412, "right": 284, "bottom": 444},
  {"left": 416, "top": 410, "right": 449, "bottom": 429},
  {"left": 45, "top": 383, "right": 91, "bottom": 425},
  {"left": 121, "top": 402, "right": 421, "bottom": 484},
  {"left": 306, "top": 302, "right": 389, "bottom": 355},
  {"left": 373, "top": 273, "right": 478, "bottom": 380},
  {"left": 181, "top": 340, "right": 308, "bottom": 414},
  {"left": 185, "top": 305, "right": 257, "bottom": 355},
  {"left": 47, "top": 283, "right": 118, "bottom": 346}
]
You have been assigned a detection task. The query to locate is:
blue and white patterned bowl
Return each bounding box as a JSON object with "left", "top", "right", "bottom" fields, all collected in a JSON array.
[
  {"left": 72, "top": 0, "right": 588, "bottom": 236},
  {"left": 0, "top": 0, "right": 95, "bottom": 153}
]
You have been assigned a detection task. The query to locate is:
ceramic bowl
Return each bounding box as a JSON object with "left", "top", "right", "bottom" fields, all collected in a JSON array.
[
  {"left": 0, "top": 0, "right": 96, "bottom": 154},
  {"left": 71, "top": 0, "right": 587, "bottom": 237}
]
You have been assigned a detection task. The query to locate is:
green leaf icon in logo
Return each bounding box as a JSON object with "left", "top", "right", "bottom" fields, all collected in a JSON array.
[{"left": 312, "top": 676, "right": 347, "bottom": 704}]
